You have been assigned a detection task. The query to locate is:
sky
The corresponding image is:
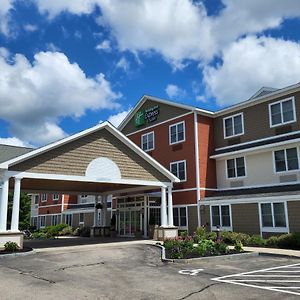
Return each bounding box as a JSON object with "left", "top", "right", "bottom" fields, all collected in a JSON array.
[{"left": 1, "top": 0, "right": 300, "bottom": 148}]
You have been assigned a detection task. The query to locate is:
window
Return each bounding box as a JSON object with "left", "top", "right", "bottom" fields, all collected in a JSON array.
[
  {"left": 173, "top": 207, "right": 187, "bottom": 228},
  {"left": 80, "top": 195, "right": 88, "bottom": 204},
  {"left": 269, "top": 97, "right": 296, "bottom": 127},
  {"left": 34, "top": 195, "right": 39, "bottom": 205},
  {"left": 141, "top": 131, "right": 154, "bottom": 151},
  {"left": 211, "top": 205, "right": 231, "bottom": 230},
  {"left": 53, "top": 194, "right": 59, "bottom": 201},
  {"left": 41, "top": 193, "right": 47, "bottom": 202},
  {"left": 169, "top": 121, "right": 185, "bottom": 145},
  {"left": 32, "top": 217, "right": 38, "bottom": 228},
  {"left": 65, "top": 214, "right": 72, "bottom": 226},
  {"left": 170, "top": 160, "right": 187, "bottom": 181},
  {"left": 51, "top": 215, "right": 58, "bottom": 226},
  {"left": 40, "top": 216, "right": 46, "bottom": 228},
  {"left": 223, "top": 113, "right": 244, "bottom": 138},
  {"left": 79, "top": 213, "right": 84, "bottom": 224},
  {"left": 226, "top": 157, "right": 246, "bottom": 178},
  {"left": 260, "top": 202, "right": 287, "bottom": 231},
  {"left": 274, "top": 147, "right": 299, "bottom": 173}
]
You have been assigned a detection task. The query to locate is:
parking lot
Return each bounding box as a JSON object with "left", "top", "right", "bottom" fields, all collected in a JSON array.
[{"left": 0, "top": 241, "right": 299, "bottom": 299}]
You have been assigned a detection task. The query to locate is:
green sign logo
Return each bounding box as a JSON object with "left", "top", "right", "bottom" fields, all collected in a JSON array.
[{"left": 135, "top": 109, "right": 145, "bottom": 127}]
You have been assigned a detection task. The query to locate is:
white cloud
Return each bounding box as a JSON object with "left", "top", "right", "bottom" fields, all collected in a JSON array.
[
  {"left": 0, "top": 137, "right": 28, "bottom": 147},
  {"left": 46, "top": 42, "right": 61, "bottom": 52},
  {"left": 204, "top": 36, "right": 300, "bottom": 106},
  {"left": 95, "top": 40, "right": 111, "bottom": 52},
  {"left": 116, "top": 57, "right": 130, "bottom": 73},
  {"left": 165, "top": 84, "right": 186, "bottom": 99},
  {"left": 24, "top": 24, "right": 38, "bottom": 32},
  {"left": 0, "top": 0, "right": 13, "bottom": 36},
  {"left": 108, "top": 109, "right": 131, "bottom": 127},
  {"left": 0, "top": 49, "right": 121, "bottom": 145}
]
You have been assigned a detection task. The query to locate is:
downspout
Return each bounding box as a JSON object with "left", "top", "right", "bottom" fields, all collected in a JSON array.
[{"left": 193, "top": 111, "right": 201, "bottom": 227}]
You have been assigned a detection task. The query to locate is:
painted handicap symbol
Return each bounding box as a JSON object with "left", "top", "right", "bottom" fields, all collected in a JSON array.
[{"left": 178, "top": 269, "right": 203, "bottom": 276}]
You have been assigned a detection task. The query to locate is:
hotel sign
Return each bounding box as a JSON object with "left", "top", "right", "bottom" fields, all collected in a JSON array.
[{"left": 134, "top": 105, "right": 160, "bottom": 127}]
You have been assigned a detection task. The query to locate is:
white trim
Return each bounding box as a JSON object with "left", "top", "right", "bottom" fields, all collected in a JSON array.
[
  {"left": 269, "top": 96, "right": 296, "bottom": 128},
  {"left": 225, "top": 156, "right": 247, "bottom": 180},
  {"left": 210, "top": 204, "right": 232, "bottom": 231},
  {"left": 39, "top": 215, "right": 46, "bottom": 228},
  {"left": 172, "top": 187, "right": 197, "bottom": 193},
  {"left": 170, "top": 160, "right": 187, "bottom": 182},
  {"left": 51, "top": 214, "right": 59, "bottom": 226},
  {"left": 126, "top": 111, "right": 194, "bottom": 137},
  {"left": 38, "top": 204, "right": 62, "bottom": 208},
  {"left": 141, "top": 131, "right": 155, "bottom": 152},
  {"left": 273, "top": 146, "right": 300, "bottom": 174},
  {"left": 0, "top": 121, "right": 179, "bottom": 183},
  {"left": 172, "top": 206, "right": 188, "bottom": 230},
  {"left": 52, "top": 194, "right": 59, "bottom": 201},
  {"left": 169, "top": 121, "right": 186, "bottom": 145},
  {"left": 194, "top": 112, "right": 201, "bottom": 227},
  {"left": 223, "top": 112, "right": 244, "bottom": 139}
]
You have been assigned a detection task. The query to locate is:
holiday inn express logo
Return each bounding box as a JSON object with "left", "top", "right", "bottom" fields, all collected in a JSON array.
[{"left": 134, "top": 105, "right": 159, "bottom": 127}]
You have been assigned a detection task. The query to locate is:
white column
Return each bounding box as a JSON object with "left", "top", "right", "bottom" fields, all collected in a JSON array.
[
  {"left": 167, "top": 187, "right": 174, "bottom": 227},
  {"left": 11, "top": 177, "right": 21, "bottom": 232},
  {"left": 160, "top": 187, "right": 167, "bottom": 227},
  {"left": 94, "top": 195, "right": 99, "bottom": 227},
  {"left": 143, "top": 195, "right": 148, "bottom": 238},
  {"left": 0, "top": 177, "right": 9, "bottom": 232}
]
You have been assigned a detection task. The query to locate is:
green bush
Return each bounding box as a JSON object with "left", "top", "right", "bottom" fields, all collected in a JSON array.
[
  {"left": 277, "top": 233, "right": 300, "bottom": 250},
  {"left": 59, "top": 226, "right": 74, "bottom": 236},
  {"left": 234, "top": 240, "right": 244, "bottom": 253},
  {"left": 197, "top": 239, "right": 216, "bottom": 256},
  {"left": 179, "top": 230, "right": 188, "bottom": 238},
  {"left": 76, "top": 226, "right": 91, "bottom": 237},
  {"left": 266, "top": 236, "right": 279, "bottom": 247},
  {"left": 247, "top": 235, "right": 267, "bottom": 247},
  {"left": 221, "top": 231, "right": 250, "bottom": 245},
  {"left": 40, "top": 223, "right": 69, "bottom": 237},
  {"left": 4, "top": 241, "right": 19, "bottom": 252},
  {"left": 163, "top": 239, "right": 185, "bottom": 259},
  {"left": 193, "top": 227, "right": 217, "bottom": 243},
  {"left": 215, "top": 242, "right": 229, "bottom": 254},
  {"left": 32, "top": 232, "right": 48, "bottom": 239}
]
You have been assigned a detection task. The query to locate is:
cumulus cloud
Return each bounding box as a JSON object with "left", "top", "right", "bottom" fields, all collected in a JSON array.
[
  {"left": 165, "top": 84, "right": 187, "bottom": 99},
  {"left": 204, "top": 36, "right": 300, "bottom": 106},
  {"left": 108, "top": 109, "right": 131, "bottom": 127},
  {"left": 0, "top": 49, "right": 121, "bottom": 145},
  {"left": 0, "top": 0, "right": 13, "bottom": 36},
  {"left": 95, "top": 40, "right": 111, "bottom": 52},
  {"left": 0, "top": 137, "right": 29, "bottom": 147}
]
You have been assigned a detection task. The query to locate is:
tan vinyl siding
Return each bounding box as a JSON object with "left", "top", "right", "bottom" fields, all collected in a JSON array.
[
  {"left": 9, "top": 129, "right": 169, "bottom": 182},
  {"left": 214, "top": 91, "right": 300, "bottom": 148},
  {"left": 200, "top": 205, "right": 211, "bottom": 231},
  {"left": 187, "top": 206, "right": 198, "bottom": 234},
  {"left": 122, "top": 99, "right": 190, "bottom": 135},
  {"left": 232, "top": 203, "right": 260, "bottom": 235},
  {"left": 288, "top": 201, "right": 300, "bottom": 232},
  {"left": 84, "top": 212, "right": 94, "bottom": 227}
]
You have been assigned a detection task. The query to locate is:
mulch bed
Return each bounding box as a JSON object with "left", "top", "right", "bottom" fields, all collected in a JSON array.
[
  {"left": 166, "top": 249, "right": 243, "bottom": 259},
  {"left": 0, "top": 247, "right": 33, "bottom": 255}
]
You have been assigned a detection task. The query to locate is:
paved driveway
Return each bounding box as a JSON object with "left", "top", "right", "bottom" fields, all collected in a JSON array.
[{"left": 0, "top": 241, "right": 300, "bottom": 299}]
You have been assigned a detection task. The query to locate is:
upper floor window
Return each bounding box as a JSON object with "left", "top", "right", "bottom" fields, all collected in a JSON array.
[
  {"left": 260, "top": 202, "right": 287, "bottom": 231},
  {"left": 274, "top": 147, "right": 299, "bottom": 173},
  {"left": 170, "top": 160, "right": 187, "bottom": 181},
  {"left": 223, "top": 113, "right": 244, "bottom": 139},
  {"left": 169, "top": 121, "right": 185, "bottom": 145},
  {"left": 53, "top": 194, "right": 59, "bottom": 201},
  {"left": 41, "top": 193, "right": 47, "bottom": 202},
  {"left": 141, "top": 131, "right": 154, "bottom": 151},
  {"left": 269, "top": 97, "right": 296, "bottom": 127},
  {"left": 226, "top": 157, "right": 246, "bottom": 178}
]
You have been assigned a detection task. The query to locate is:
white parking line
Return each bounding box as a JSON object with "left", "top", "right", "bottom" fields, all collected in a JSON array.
[{"left": 212, "top": 263, "right": 300, "bottom": 296}]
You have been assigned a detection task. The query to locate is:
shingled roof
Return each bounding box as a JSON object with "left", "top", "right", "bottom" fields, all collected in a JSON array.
[{"left": 0, "top": 144, "right": 33, "bottom": 164}]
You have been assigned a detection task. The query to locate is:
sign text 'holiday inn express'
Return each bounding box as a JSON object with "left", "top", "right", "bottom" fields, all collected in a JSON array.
[{"left": 134, "top": 105, "right": 160, "bottom": 127}]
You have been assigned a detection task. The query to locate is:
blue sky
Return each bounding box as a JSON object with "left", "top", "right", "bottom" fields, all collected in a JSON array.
[{"left": 1, "top": 0, "right": 300, "bottom": 147}]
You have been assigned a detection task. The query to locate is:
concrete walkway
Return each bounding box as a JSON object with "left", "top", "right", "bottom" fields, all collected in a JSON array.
[{"left": 242, "top": 246, "right": 300, "bottom": 258}]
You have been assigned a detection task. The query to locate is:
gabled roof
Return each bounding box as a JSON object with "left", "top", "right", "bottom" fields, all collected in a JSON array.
[
  {"left": 249, "top": 87, "right": 278, "bottom": 100},
  {"left": 0, "top": 144, "right": 33, "bottom": 163},
  {"left": 0, "top": 121, "right": 179, "bottom": 183},
  {"left": 118, "top": 94, "right": 214, "bottom": 131}
]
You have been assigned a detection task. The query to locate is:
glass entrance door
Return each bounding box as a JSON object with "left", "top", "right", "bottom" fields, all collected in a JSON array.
[{"left": 118, "top": 209, "right": 142, "bottom": 236}]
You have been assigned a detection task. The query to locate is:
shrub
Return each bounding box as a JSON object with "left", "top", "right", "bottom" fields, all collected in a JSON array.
[
  {"left": 234, "top": 240, "right": 244, "bottom": 253},
  {"left": 215, "top": 242, "right": 229, "bottom": 254},
  {"left": 4, "top": 241, "right": 19, "bottom": 252},
  {"left": 247, "top": 235, "right": 267, "bottom": 247},
  {"left": 76, "top": 226, "right": 91, "bottom": 237},
  {"left": 179, "top": 230, "right": 188, "bottom": 238},
  {"left": 221, "top": 231, "right": 250, "bottom": 245},
  {"left": 266, "top": 236, "right": 279, "bottom": 247},
  {"left": 197, "top": 239, "right": 216, "bottom": 256},
  {"left": 59, "top": 226, "right": 74, "bottom": 236},
  {"left": 277, "top": 233, "right": 300, "bottom": 250},
  {"left": 193, "top": 227, "right": 217, "bottom": 243},
  {"left": 40, "top": 224, "right": 69, "bottom": 238},
  {"left": 164, "top": 238, "right": 185, "bottom": 259},
  {"left": 32, "top": 232, "right": 48, "bottom": 239}
]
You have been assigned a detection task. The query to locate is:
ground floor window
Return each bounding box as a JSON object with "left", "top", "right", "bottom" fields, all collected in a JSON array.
[
  {"left": 51, "top": 215, "right": 58, "bottom": 226},
  {"left": 32, "top": 217, "right": 38, "bottom": 228},
  {"left": 149, "top": 207, "right": 161, "bottom": 226},
  {"left": 40, "top": 215, "right": 46, "bottom": 228},
  {"left": 173, "top": 207, "right": 187, "bottom": 228},
  {"left": 79, "top": 213, "right": 84, "bottom": 225},
  {"left": 65, "top": 214, "right": 72, "bottom": 226},
  {"left": 260, "top": 202, "right": 288, "bottom": 232},
  {"left": 210, "top": 205, "right": 232, "bottom": 230}
]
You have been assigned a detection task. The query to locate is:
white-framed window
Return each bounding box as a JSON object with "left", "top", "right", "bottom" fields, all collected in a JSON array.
[
  {"left": 141, "top": 131, "right": 154, "bottom": 151},
  {"left": 260, "top": 202, "right": 288, "bottom": 232},
  {"left": 274, "top": 147, "right": 299, "bottom": 173},
  {"left": 223, "top": 113, "right": 244, "bottom": 139},
  {"left": 41, "top": 193, "right": 47, "bottom": 202},
  {"left": 32, "top": 217, "right": 38, "bottom": 228},
  {"left": 40, "top": 215, "right": 46, "bottom": 228},
  {"left": 173, "top": 207, "right": 187, "bottom": 228},
  {"left": 80, "top": 195, "right": 88, "bottom": 204},
  {"left": 65, "top": 214, "right": 72, "bottom": 226},
  {"left": 53, "top": 194, "right": 59, "bottom": 201},
  {"left": 51, "top": 215, "right": 58, "bottom": 226},
  {"left": 269, "top": 97, "right": 296, "bottom": 128},
  {"left": 226, "top": 157, "right": 246, "bottom": 179},
  {"left": 210, "top": 205, "right": 232, "bottom": 230},
  {"left": 170, "top": 160, "right": 187, "bottom": 182},
  {"left": 34, "top": 194, "right": 39, "bottom": 205},
  {"left": 169, "top": 121, "right": 185, "bottom": 145},
  {"left": 79, "top": 213, "right": 84, "bottom": 224}
]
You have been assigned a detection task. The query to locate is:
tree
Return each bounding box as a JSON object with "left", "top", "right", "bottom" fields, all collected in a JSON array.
[{"left": 7, "top": 192, "right": 31, "bottom": 230}]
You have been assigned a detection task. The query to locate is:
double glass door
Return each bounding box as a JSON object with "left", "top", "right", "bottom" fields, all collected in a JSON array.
[{"left": 118, "top": 209, "right": 142, "bottom": 236}]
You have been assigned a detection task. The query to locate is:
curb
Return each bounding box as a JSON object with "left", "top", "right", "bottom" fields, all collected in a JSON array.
[
  {"left": 0, "top": 249, "right": 36, "bottom": 259},
  {"left": 152, "top": 243, "right": 173, "bottom": 262}
]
